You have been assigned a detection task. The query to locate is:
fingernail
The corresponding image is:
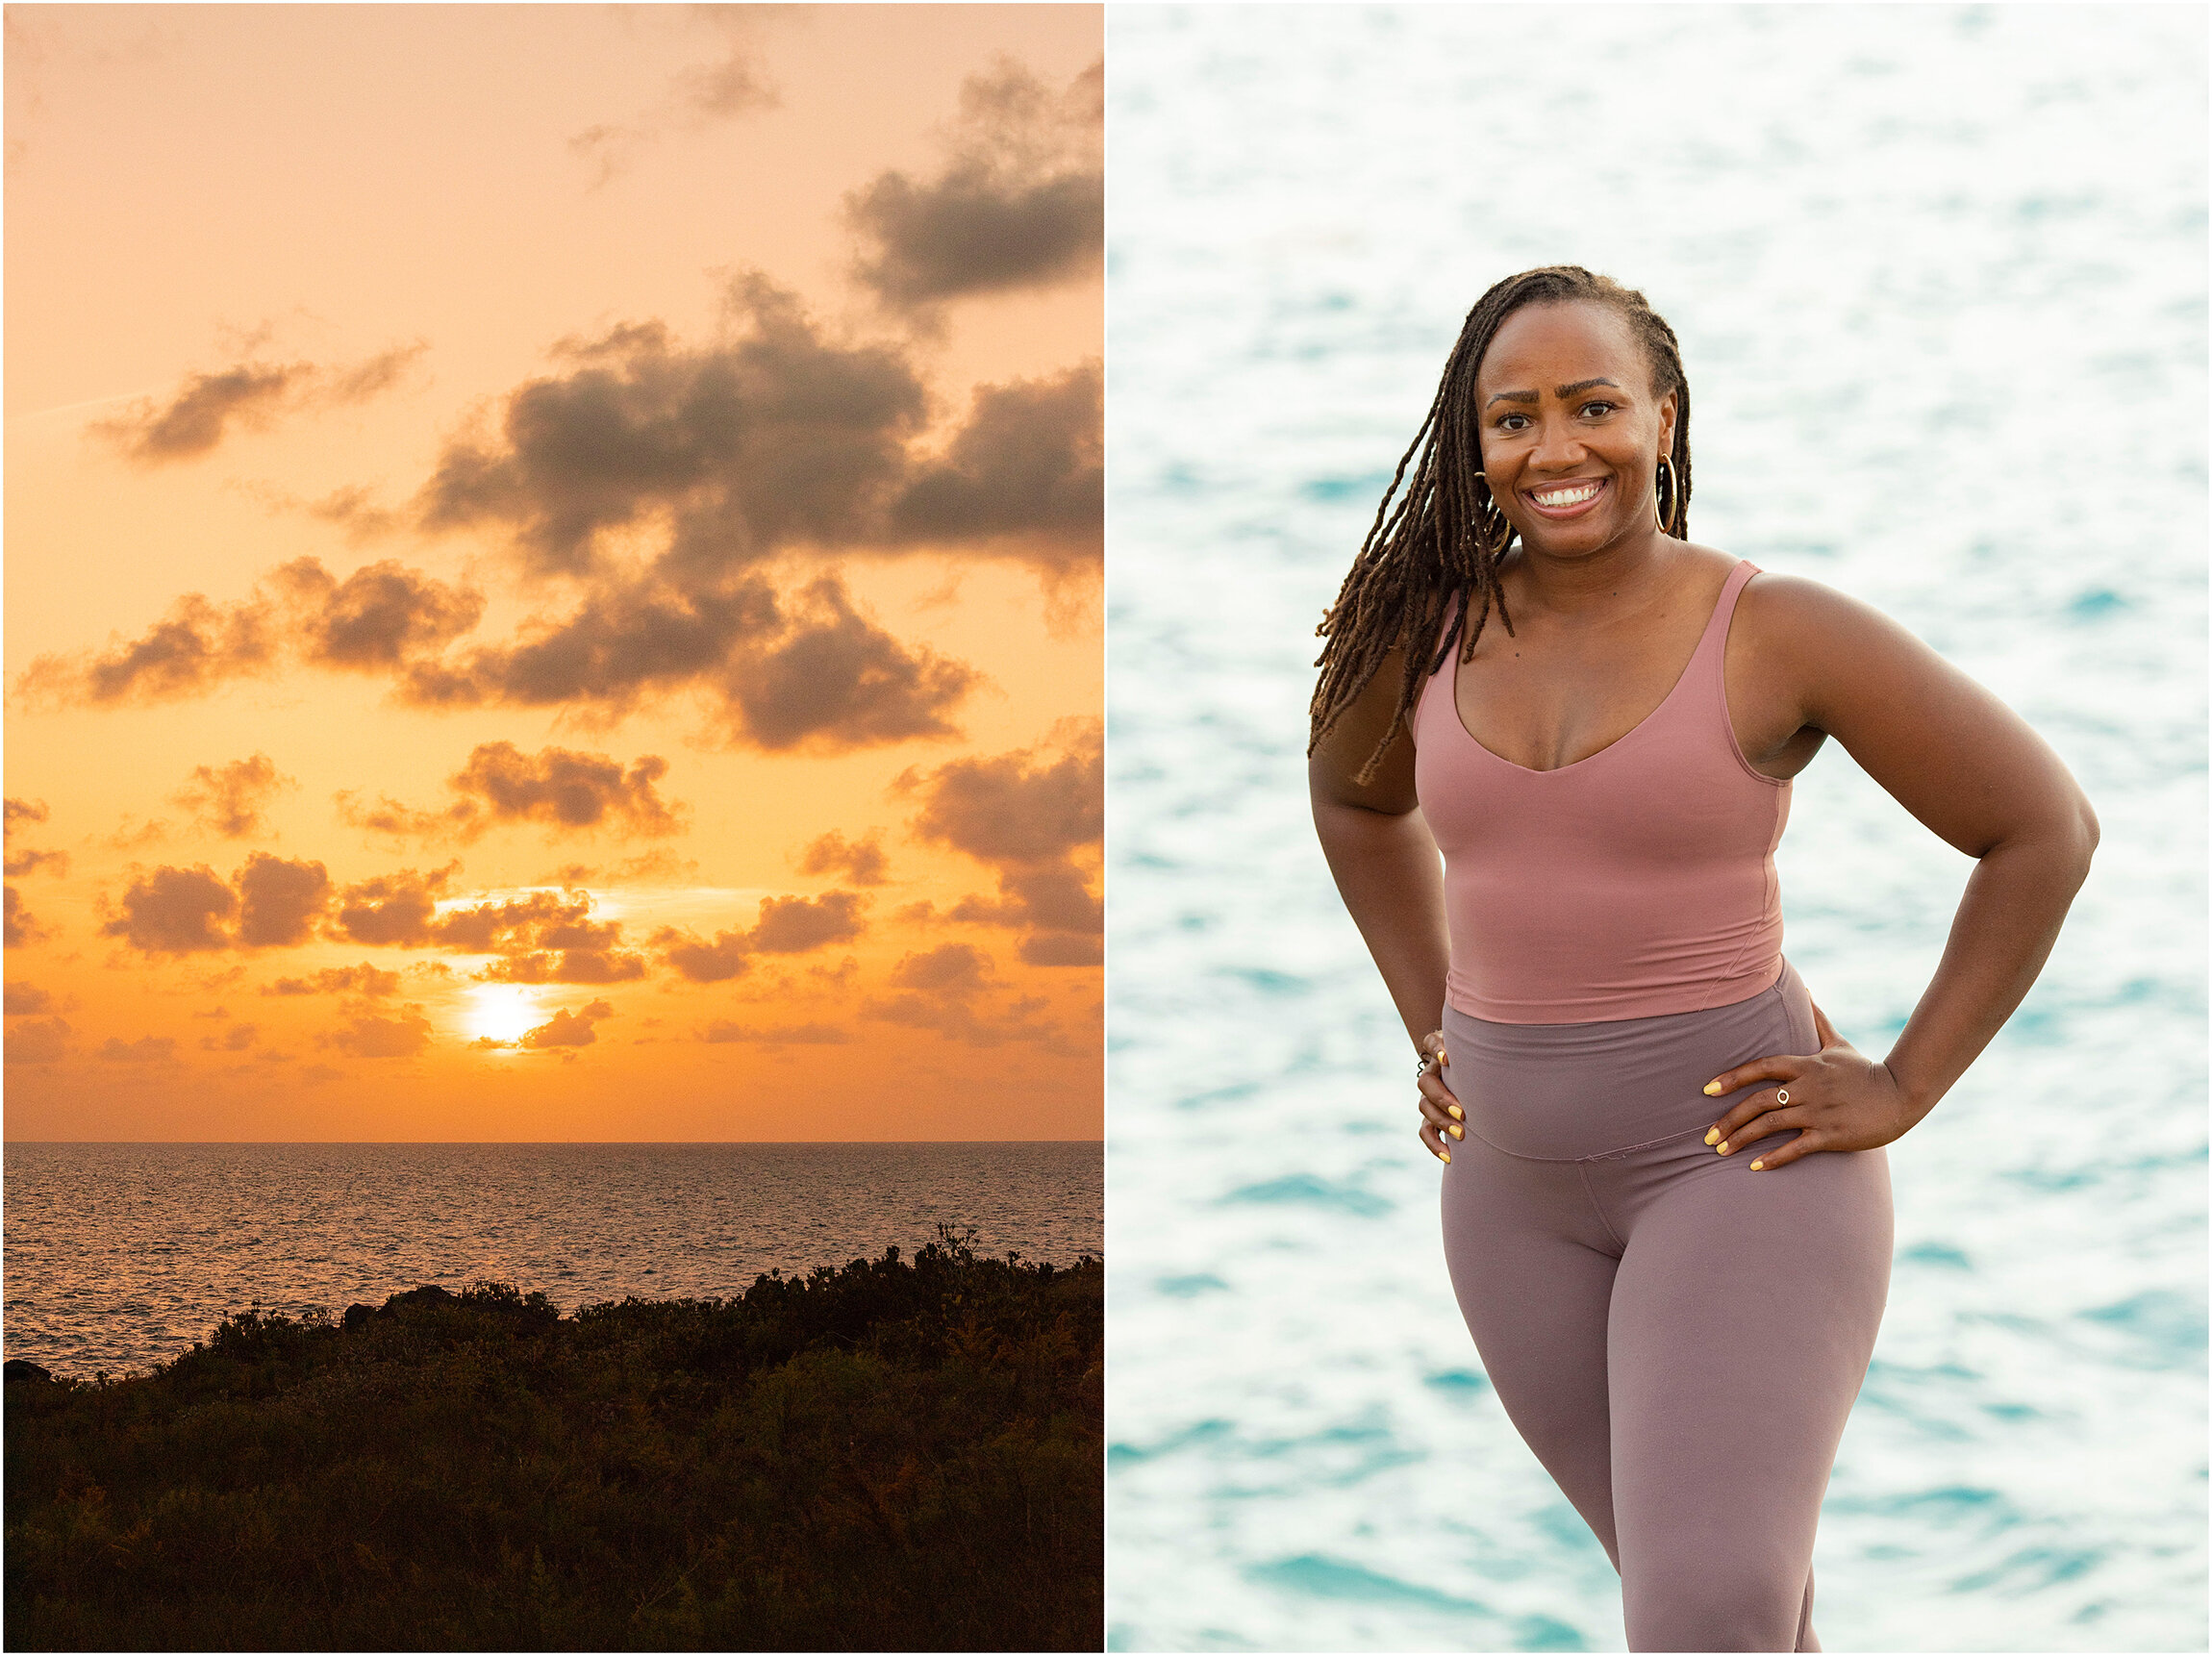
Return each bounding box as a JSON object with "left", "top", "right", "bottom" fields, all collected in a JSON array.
[
  {"left": 1440, "top": 1149, "right": 1451, "bottom": 1164},
  {"left": 1716, "top": 1141, "right": 1730, "bottom": 1154},
  {"left": 1448, "top": 1124, "right": 1463, "bottom": 1140},
  {"left": 1749, "top": 1160, "right": 1764, "bottom": 1170},
  {"left": 1703, "top": 1128, "right": 1718, "bottom": 1145},
  {"left": 1446, "top": 1104, "right": 1464, "bottom": 1121},
  {"left": 1439, "top": 1051, "right": 1449, "bottom": 1065},
  {"left": 1702, "top": 1082, "right": 1722, "bottom": 1095}
]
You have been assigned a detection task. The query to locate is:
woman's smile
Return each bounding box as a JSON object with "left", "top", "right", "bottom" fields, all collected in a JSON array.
[{"left": 1521, "top": 475, "right": 1610, "bottom": 519}]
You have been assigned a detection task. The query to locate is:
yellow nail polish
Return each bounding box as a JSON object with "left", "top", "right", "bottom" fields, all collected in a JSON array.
[
  {"left": 1716, "top": 1141, "right": 1729, "bottom": 1154},
  {"left": 1703, "top": 1128, "right": 1718, "bottom": 1145},
  {"left": 1448, "top": 1124, "right": 1464, "bottom": 1140},
  {"left": 1440, "top": 1149, "right": 1451, "bottom": 1164},
  {"left": 1702, "top": 1081, "right": 1722, "bottom": 1095},
  {"left": 1447, "top": 1104, "right": 1464, "bottom": 1121},
  {"left": 1749, "top": 1160, "right": 1764, "bottom": 1170}
]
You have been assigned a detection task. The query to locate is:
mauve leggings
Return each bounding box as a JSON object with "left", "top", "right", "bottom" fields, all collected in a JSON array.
[{"left": 1438, "top": 961, "right": 1893, "bottom": 1653}]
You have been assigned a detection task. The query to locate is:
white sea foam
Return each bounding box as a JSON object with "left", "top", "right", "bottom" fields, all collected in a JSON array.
[{"left": 1104, "top": 6, "right": 2205, "bottom": 1650}]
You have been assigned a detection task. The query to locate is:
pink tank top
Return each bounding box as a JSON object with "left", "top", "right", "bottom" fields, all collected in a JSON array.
[{"left": 1412, "top": 560, "right": 1789, "bottom": 1024}]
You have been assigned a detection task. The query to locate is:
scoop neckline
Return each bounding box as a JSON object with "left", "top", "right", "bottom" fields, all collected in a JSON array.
[{"left": 1445, "top": 560, "right": 1747, "bottom": 777}]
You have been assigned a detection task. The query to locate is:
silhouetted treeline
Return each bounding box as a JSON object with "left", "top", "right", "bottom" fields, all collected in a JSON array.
[{"left": 5, "top": 1230, "right": 1101, "bottom": 1651}]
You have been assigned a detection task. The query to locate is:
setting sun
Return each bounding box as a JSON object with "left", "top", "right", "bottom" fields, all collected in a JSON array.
[{"left": 465, "top": 985, "right": 542, "bottom": 1048}]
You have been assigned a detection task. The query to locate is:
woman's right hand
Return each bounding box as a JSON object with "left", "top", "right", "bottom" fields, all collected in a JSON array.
[{"left": 1416, "top": 1029, "right": 1465, "bottom": 1163}]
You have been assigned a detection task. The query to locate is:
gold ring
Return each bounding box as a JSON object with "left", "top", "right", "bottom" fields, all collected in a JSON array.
[{"left": 1775, "top": 1088, "right": 1790, "bottom": 1104}]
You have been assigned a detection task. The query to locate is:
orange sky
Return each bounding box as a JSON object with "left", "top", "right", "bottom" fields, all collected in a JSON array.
[{"left": 3, "top": 4, "right": 1102, "bottom": 1141}]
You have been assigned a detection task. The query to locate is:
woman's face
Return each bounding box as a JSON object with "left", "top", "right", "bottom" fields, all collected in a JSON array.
[{"left": 1471, "top": 299, "right": 1678, "bottom": 563}]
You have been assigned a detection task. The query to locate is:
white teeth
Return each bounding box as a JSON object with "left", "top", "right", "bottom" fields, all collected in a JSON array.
[{"left": 1531, "top": 481, "right": 1600, "bottom": 506}]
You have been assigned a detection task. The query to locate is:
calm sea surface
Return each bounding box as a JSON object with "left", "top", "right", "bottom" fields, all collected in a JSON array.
[
  {"left": 3, "top": 1141, "right": 1101, "bottom": 1376},
  {"left": 1106, "top": 6, "right": 2205, "bottom": 1653}
]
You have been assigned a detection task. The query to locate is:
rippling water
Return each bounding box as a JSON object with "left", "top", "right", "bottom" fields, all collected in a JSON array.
[
  {"left": 3, "top": 1141, "right": 1101, "bottom": 1376},
  {"left": 1104, "top": 6, "right": 2205, "bottom": 1652}
]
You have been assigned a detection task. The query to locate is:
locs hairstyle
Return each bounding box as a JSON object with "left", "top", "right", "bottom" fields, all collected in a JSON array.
[{"left": 1308, "top": 265, "right": 1694, "bottom": 783}]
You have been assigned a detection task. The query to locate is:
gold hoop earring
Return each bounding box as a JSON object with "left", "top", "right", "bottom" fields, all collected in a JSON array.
[{"left": 1653, "top": 457, "right": 1675, "bottom": 533}]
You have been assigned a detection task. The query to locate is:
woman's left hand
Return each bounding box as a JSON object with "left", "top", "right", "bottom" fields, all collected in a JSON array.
[{"left": 1699, "top": 1001, "right": 1920, "bottom": 1171}]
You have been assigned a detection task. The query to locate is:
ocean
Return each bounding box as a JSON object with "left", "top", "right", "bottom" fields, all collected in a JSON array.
[
  {"left": 1103, "top": 5, "right": 2206, "bottom": 1652},
  {"left": 2, "top": 1141, "right": 1102, "bottom": 1377}
]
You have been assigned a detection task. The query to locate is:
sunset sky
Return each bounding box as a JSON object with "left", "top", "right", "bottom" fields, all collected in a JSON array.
[{"left": 4, "top": 4, "right": 1102, "bottom": 1141}]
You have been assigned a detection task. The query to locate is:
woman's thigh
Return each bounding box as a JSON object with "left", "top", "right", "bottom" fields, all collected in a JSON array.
[
  {"left": 1441, "top": 1134, "right": 1626, "bottom": 1567},
  {"left": 1600, "top": 1136, "right": 1893, "bottom": 1650}
]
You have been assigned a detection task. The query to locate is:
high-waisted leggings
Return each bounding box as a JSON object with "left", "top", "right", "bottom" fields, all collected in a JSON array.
[{"left": 1439, "top": 961, "right": 1892, "bottom": 1653}]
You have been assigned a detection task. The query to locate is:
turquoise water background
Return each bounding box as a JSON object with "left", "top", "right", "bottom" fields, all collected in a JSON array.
[{"left": 1104, "top": 6, "right": 2206, "bottom": 1650}]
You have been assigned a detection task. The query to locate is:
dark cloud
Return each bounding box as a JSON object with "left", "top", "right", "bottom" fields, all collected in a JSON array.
[
  {"left": 430, "top": 891, "right": 609, "bottom": 952},
  {"left": 522, "top": 998, "right": 615, "bottom": 1049},
  {"left": 340, "top": 743, "right": 685, "bottom": 843},
  {"left": 540, "top": 848, "right": 698, "bottom": 888},
  {"left": 417, "top": 284, "right": 928, "bottom": 580},
  {"left": 797, "top": 829, "right": 889, "bottom": 887},
  {"left": 3, "top": 797, "right": 64, "bottom": 874},
  {"left": 401, "top": 570, "right": 977, "bottom": 755},
  {"left": 262, "top": 964, "right": 403, "bottom": 998},
  {"left": 453, "top": 742, "right": 682, "bottom": 835},
  {"left": 99, "top": 855, "right": 330, "bottom": 955},
  {"left": 888, "top": 364, "right": 1101, "bottom": 577},
  {"left": 318, "top": 1002, "right": 434, "bottom": 1060},
  {"left": 890, "top": 941, "right": 993, "bottom": 996},
  {"left": 330, "top": 864, "right": 459, "bottom": 948},
  {"left": 653, "top": 887, "right": 867, "bottom": 983},
  {"left": 15, "top": 558, "right": 480, "bottom": 709},
  {"left": 270, "top": 558, "right": 486, "bottom": 671},
  {"left": 28, "top": 276, "right": 1094, "bottom": 754},
  {"left": 98, "top": 1035, "right": 177, "bottom": 1064},
  {"left": 235, "top": 853, "right": 331, "bottom": 947},
  {"left": 5, "top": 982, "right": 56, "bottom": 1016},
  {"left": 845, "top": 58, "right": 1102, "bottom": 313},
  {"left": 6, "top": 886, "right": 46, "bottom": 948},
  {"left": 96, "top": 362, "right": 299, "bottom": 462},
  {"left": 101, "top": 865, "right": 237, "bottom": 954},
  {"left": 24, "top": 590, "right": 285, "bottom": 706},
  {"left": 653, "top": 924, "right": 752, "bottom": 984},
  {"left": 201, "top": 1022, "right": 259, "bottom": 1052},
  {"left": 329, "top": 870, "right": 650, "bottom": 980},
  {"left": 697, "top": 1019, "right": 851, "bottom": 1045},
  {"left": 898, "top": 721, "right": 1102, "bottom": 966},
  {"left": 721, "top": 577, "right": 977, "bottom": 751},
  {"left": 6, "top": 1016, "right": 69, "bottom": 1065},
  {"left": 859, "top": 942, "right": 1052, "bottom": 1048},
  {"left": 749, "top": 890, "right": 867, "bottom": 953},
  {"left": 383, "top": 887, "right": 651, "bottom": 984},
  {"left": 478, "top": 948, "right": 647, "bottom": 986},
  {"left": 567, "top": 9, "right": 785, "bottom": 188},
  {"left": 92, "top": 342, "right": 428, "bottom": 464},
  {"left": 173, "top": 754, "right": 292, "bottom": 840}
]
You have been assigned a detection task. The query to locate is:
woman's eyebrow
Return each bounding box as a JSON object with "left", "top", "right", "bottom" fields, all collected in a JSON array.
[{"left": 1483, "top": 376, "right": 1621, "bottom": 409}]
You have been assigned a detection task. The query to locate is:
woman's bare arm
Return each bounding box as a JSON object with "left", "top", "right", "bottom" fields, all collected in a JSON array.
[
  {"left": 1308, "top": 648, "right": 1451, "bottom": 1053},
  {"left": 1703, "top": 577, "right": 2099, "bottom": 1167}
]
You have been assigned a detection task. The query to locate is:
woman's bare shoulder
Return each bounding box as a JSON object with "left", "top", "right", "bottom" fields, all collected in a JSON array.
[{"left": 1732, "top": 565, "right": 1920, "bottom": 656}]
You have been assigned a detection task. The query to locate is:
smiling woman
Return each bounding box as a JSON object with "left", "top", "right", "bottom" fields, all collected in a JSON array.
[{"left": 1305, "top": 265, "right": 2099, "bottom": 1651}]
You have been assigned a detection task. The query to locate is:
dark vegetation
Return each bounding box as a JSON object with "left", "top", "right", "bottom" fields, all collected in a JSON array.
[{"left": 5, "top": 1230, "right": 1101, "bottom": 1651}]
